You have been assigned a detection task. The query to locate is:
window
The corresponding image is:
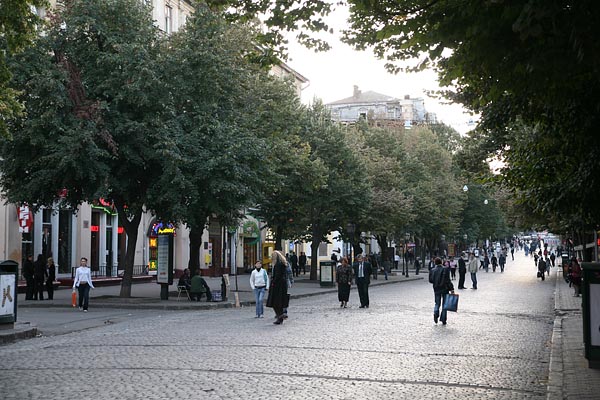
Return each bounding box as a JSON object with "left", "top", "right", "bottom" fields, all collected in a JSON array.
[
  {"left": 318, "top": 243, "right": 328, "bottom": 256},
  {"left": 165, "top": 5, "right": 172, "bottom": 34}
]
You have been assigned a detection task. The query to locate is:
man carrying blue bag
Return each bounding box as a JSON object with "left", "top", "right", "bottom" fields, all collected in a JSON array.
[{"left": 429, "top": 257, "right": 455, "bottom": 325}]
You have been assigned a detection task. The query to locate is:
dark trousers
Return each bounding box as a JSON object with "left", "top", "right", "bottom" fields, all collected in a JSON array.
[
  {"left": 458, "top": 270, "right": 466, "bottom": 288},
  {"left": 46, "top": 280, "right": 54, "bottom": 300},
  {"left": 25, "top": 277, "right": 35, "bottom": 300},
  {"left": 357, "top": 278, "right": 369, "bottom": 307},
  {"left": 77, "top": 283, "right": 90, "bottom": 310},
  {"left": 273, "top": 305, "right": 284, "bottom": 318},
  {"left": 300, "top": 265, "right": 306, "bottom": 274},
  {"left": 293, "top": 265, "right": 300, "bottom": 277},
  {"left": 34, "top": 278, "right": 44, "bottom": 300}
]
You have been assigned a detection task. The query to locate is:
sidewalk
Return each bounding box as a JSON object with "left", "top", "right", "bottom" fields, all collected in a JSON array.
[
  {"left": 14, "top": 269, "right": 423, "bottom": 311},
  {"left": 549, "top": 267, "right": 600, "bottom": 399}
]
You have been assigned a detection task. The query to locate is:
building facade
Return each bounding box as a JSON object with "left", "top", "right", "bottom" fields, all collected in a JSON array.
[
  {"left": 1, "top": 1, "right": 310, "bottom": 281},
  {"left": 326, "top": 85, "right": 438, "bottom": 128}
]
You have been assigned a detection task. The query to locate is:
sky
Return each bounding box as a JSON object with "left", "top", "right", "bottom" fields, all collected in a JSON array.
[{"left": 282, "top": 7, "right": 476, "bottom": 134}]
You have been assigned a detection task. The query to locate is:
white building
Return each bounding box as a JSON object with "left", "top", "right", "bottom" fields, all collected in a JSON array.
[{"left": 327, "top": 86, "right": 437, "bottom": 127}]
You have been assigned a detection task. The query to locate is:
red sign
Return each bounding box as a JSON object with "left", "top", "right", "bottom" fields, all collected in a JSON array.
[{"left": 16, "top": 205, "right": 33, "bottom": 233}]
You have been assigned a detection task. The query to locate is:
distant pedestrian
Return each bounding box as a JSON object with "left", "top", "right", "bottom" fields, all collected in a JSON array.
[
  {"left": 468, "top": 252, "right": 478, "bottom": 289},
  {"left": 290, "top": 251, "right": 299, "bottom": 277},
  {"left": 457, "top": 253, "right": 467, "bottom": 289},
  {"left": 499, "top": 253, "right": 506, "bottom": 273},
  {"left": 483, "top": 253, "right": 490, "bottom": 273},
  {"left": 352, "top": 254, "right": 372, "bottom": 308},
  {"left": 491, "top": 255, "right": 498, "bottom": 272},
  {"left": 429, "top": 257, "right": 455, "bottom": 325},
  {"left": 414, "top": 257, "right": 421, "bottom": 275},
  {"left": 23, "top": 255, "right": 35, "bottom": 300},
  {"left": 510, "top": 245, "right": 515, "bottom": 260},
  {"left": 73, "top": 257, "right": 94, "bottom": 311},
  {"left": 266, "top": 250, "right": 289, "bottom": 325},
  {"left": 299, "top": 252, "right": 307, "bottom": 275},
  {"left": 570, "top": 258, "right": 582, "bottom": 297},
  {"left": 537, "top": 257, "right": 546, "bottom": 281},
  {"left": 46, "top": 257, "right": 56, "bottom": 300},
  {"left": 33, "top": 254, "right": 47, "bottom": 300},
  {"left": 550, "top": 252, "right": 556, "bottom": 267},
  {"left": 449, "top": 256, "right": 457, "bottom": 280},
  {"left": 250, "top": 261, "right": 269, "bottom": 318},
  {"left": 336, "top": 257, "right": 353, "bottom": 308}
]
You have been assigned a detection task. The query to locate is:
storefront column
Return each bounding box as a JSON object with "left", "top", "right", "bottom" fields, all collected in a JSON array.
[
  {"left": 33, "top": 209, "right": 43, "bottom": 257},
  {"left": 99, "top": 212, "right": 107, "bottom": 275},
  {"left": 51, "top": 211, "right": 59, "bottom": 265},
  {"left": 70, "top": 213, "right": 78, "bottom": 272},
  {"left": 111, "top": 214, "right": 119, "bottom": 276}
]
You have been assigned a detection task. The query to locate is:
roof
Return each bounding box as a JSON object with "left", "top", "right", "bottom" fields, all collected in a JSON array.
[{"left": 327, "top": 90, "right": 397, "bottom": 106}]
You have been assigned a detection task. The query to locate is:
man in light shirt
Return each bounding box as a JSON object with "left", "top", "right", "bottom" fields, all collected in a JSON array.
[{"left": 73, "top": 257, "right": 95, "bottom": 312}]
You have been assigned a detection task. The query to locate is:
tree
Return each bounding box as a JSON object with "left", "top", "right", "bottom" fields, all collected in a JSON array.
[
  {"left": 0, "top": 0, "right": 46, "bottom": 137},
  {"left": 1, "top": 0, "right": 181, "bottom": 297},
  {"left": 162, "top": 5, "right": 274, "bottom": 277}
]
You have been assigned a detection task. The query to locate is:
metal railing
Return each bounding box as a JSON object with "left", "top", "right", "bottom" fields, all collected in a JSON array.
[{"left": 71, "top": 264, "right": 149, "bottom": 278}]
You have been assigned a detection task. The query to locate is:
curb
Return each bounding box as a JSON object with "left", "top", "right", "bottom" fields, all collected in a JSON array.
[
  {"left": 547, "top": 271, "right": 564, "bottom": 400},
  {"left": 0, "top": 323, "right": 38, "bottom": 345},
  {"left": 16, "top": 276, "right": 424, "bottom": 311}
]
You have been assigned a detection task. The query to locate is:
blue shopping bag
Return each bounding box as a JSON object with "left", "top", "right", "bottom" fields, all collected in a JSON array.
[{"left": 443, "top": 293, "right": 459, "bottom": 312}]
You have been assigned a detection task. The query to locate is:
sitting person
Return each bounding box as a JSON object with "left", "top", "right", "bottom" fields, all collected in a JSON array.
[
  {"left": 190, "top": 274, "right": 211, "bottom": 301},
  {"left": 178, "top": 269, "right": 192, "bottom": 291}
]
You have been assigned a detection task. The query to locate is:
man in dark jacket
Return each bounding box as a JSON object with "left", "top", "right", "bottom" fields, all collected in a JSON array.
[
  {"left": 299, "top": 252, "right": 307, "bottom": 275},
  {"left": 429, "top": 257, "right": 454, "bottom": 325},
  {"left": 23, "top": 255, "right": 35, "bottom": 300},
  {"left": 33, "top": 254, "right": 47, "bottom": 300},
  {"left": 457, "top": 253, "right": 467, "bottom": 289},
  {"left": 352, "top": 254, "right": 372, "bottom": 308}
]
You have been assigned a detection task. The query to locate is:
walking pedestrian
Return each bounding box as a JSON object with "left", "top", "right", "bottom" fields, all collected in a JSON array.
[
  {"left": 550, "top": 252, "right": 556, "bottom": 268},
  {"left": 468, "top": 252, "right": 478, "bottom": 289},
  {"left": 352, "top": 254, "right": 372, "bottom": 308},
  {"left": 491, "top": 254, "right": 498, "bottom": 272},
  {"left": 510, "top": 245, "right": 515, "bottom": 261},
  {"left": 46, "top": 257, "right": 56, "bottom": 300},
  {"left": 483, "top": 252, "right": 490, "bottom": 272},
  {"left": 72, "top": 257, "right": 94, "bottom": 311},
  {"left": 429, "top": 257, "right": 455, "bottom": 325},
  {"left": 449, "top": 256, "right": 457, "bottom": 280},
  {"left": 336, "top": 257, "right": 353, "bottom": 308},
  {"left": 23, "top": 255, "right": 35, "bottom": 300},
  {"left": 33, "top": 254, "right": 47, "bottom": 300},
  {"left": 250, "top": 261, "right": 269, "bottom": 318},
  {"left": 537, "top": 257, "right": 546, "bottom": 281},
  {"left": 266, "top": 250, "right": 289, "bottom": 325},
  {"left": 414, "top": 257, "right": 421, "bottom": 275},
  {"left": 570, "top": 258, "right": 582, "bottom": 296},
  {"left": 299, "top": 252, "right": 307, "bottom": 275},
  {"left": 499, "top": 253, "right": 506, "bottom": 273},
  {"left": 457, "top": 253, "right": 467, "bottom": 289},
  {"left": 290, "top": 251, "right": 299, "bottom": 277}
]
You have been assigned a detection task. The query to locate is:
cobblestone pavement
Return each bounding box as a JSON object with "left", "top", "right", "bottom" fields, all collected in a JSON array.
[{"left": 0, "top": 252, "right": 559, "bottom": 399}]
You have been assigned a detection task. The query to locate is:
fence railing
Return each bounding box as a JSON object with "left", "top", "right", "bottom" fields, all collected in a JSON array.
[{"left": 71, "top": 264, "right": 149, "bottom": 278}]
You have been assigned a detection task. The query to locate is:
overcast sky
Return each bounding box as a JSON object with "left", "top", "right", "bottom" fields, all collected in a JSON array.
[{"left": 283, "top": 7, "right": 475, "bottom": 134}]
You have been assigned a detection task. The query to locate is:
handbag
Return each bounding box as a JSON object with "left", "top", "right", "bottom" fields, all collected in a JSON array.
[
  {"left": 443, "top": 293, "right": 459, "bottom": 312},
  {"left": 71, "top": 290, "right": 77, "bottom": 307}
]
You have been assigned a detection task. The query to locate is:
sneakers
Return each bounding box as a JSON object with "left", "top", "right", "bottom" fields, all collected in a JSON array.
[{"left": 83, "top": 309, "right": 88, "bottom": 312}]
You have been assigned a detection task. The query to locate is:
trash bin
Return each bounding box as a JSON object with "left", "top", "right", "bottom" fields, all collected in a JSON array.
[
  {"left": 319, "top": 261, "right": 335, "bottom": 287},
  {"left": 581, "top": 262, "right": 600, "bottom": 369},
  {"left": 0, "top": 260, "right": 19, "bottom": 327}
]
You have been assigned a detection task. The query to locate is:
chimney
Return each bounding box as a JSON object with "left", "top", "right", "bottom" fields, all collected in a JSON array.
[
  {"left": 404, "top": 94, "right": 410, "bottom": 100},
  {"left": 353, "top": 85, "right": 360, "bottom": 98}
]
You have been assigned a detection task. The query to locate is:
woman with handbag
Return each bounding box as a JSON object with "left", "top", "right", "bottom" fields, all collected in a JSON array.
[
  {"left": 336, "top": 257, "right": 352, "bottom": 308},
  {"left": 266, "top": 250, "right": 289, "bottom": 325}
]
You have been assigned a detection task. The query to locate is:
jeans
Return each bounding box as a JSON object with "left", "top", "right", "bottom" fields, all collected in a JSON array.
[
  {"left": 470, "top": 272, "right": 477, "bottom": 289},
  {"left": 77, "top": 284, "right": 90, "bottom": 310},
  {"left": 254, "top": 287, "right": 266, "bottom": 316},
  {"left": 434, "top": 292, "right": 448, "bottom": 323}
]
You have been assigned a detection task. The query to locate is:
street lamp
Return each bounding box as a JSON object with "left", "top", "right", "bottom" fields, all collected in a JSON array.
[
  {"left": 463, "top": 234, "right": 468, "bottom": 251},
  {"left": 404, "top": 232, "right": 410, "bottom": 277},
  {"left": 345, "top": 223, "right": 355, "bottom": 264}
]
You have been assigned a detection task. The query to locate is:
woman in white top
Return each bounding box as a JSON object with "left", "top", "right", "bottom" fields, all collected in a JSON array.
[
  {"left": 249, "top": 261, "right": 269, "bottom": 318},
  {"left": 73, "top": 257, "right": 95, "bottom": 311}
]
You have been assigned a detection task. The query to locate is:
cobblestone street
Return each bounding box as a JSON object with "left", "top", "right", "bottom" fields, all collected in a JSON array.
[{"left": 0, "top": 253, "right": 559, "bottom": 399}]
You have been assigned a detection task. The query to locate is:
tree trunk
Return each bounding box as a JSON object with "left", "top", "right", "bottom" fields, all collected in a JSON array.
[
  {"left": 188, "top": 225, "right": 204, "bottom": 277},
  {"left": 310, "top": 239, "right": 320, "bottom": 281},
  {"left": 117, "top": 205, "right": 142, "bottom": 298},
  {"left": 274, "top": 224, "right": 284, "bottom": 251},
  {"left": 375, "top": 233, "right": 388, "bottom": 263}
]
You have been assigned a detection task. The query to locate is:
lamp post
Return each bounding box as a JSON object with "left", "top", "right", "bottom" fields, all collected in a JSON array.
[
  {"left": 346, "top": 223, "right": 355, "bottom": 264},
  {"left": 463, "top": 234, "right": 468, "bottom": 252},
  {"left": 404, "top": 232, "right": 410, "bottom": 277}
]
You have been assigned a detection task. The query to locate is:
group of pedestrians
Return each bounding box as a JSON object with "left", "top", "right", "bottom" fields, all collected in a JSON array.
[
  {"left": 335, "top": 254, "right": 372, "bottom": 309},
  {"left": 22, "top": 254, "right": 56, "bottom": 301}
]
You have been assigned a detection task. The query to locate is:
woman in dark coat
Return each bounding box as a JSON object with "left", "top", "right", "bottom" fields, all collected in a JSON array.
[
  {"left": 46, "top": 257, "right": 56, "bottom": 300},
  {"left": 267, "top": 250, "right": 289, "bottom": 325},
  {"left": 33, "top": 254, "right": 47, "bottom": 300},
  {"left": 336, "top": 257, "right": 352, "bottom": 308}
]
